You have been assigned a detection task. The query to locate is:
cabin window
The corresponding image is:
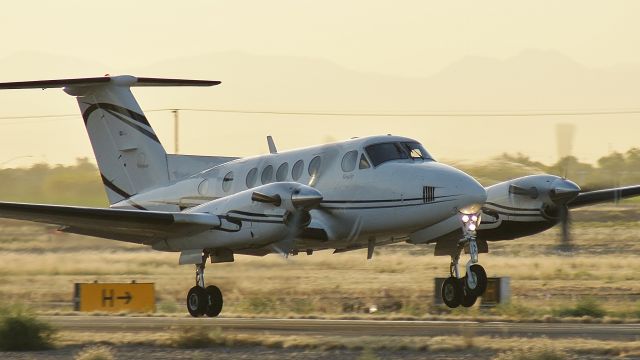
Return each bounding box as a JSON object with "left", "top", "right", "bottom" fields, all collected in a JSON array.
[
  {"left": 246, "top": 167, "right": 258, "bottom": 188},
  {"left": 308, "top": 156, "right": 322, "bottom": 178},
  {"left": 222, "top": 171, "right": 234, "bottom": 192},
  {"left": 359, "top": 154, "right": 371, "bottom": 169},
  {"left": 197, "top": 179, "right": 210, "bottom": 195},
  {"left": 261, "top": 165, "right": 274, "bottom": 184},
  {"left": 341, "top": 150, "right": 358, "bottom": 172},
  {"left": 276, "top": 162, "right": 289, "bottom": 181},
  {"left": 292, "top": 160, "right": 304, "bottom": 181}
]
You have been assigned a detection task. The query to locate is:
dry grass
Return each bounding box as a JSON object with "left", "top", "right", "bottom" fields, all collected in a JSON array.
[
  {"left": 0, "top": 204, "right": 640, "bottom": 319},
  {"left": 73, "top": 345, "right": 115, "bottom": 360},
  {"left": 53, "top": 328, "right": 640, "bottom": 357}
]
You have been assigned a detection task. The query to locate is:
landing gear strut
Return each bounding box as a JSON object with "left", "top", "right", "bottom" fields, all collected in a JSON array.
[
  {"left": 186, "top": 253, "right": 223, "bottom": 317},
  {"left": 441, "top": 213, "right": 487, "bottom": 308}
]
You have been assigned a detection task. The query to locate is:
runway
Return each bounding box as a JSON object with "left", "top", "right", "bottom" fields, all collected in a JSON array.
[{"left": 43, "top": 316, "right": 640, "bottom": 341}]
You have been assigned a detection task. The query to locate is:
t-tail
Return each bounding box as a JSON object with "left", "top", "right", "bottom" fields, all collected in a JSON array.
[{"left": 0, "top": 75, "right": 219, "bottom": 205}]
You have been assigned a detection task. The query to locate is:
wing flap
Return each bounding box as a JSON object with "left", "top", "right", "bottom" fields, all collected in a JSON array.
[{"left": 0, "top": 201, "right": 219, "bottom": 244}]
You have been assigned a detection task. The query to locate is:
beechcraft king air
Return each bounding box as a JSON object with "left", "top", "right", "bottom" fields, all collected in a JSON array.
[{"left": 1, "top": 76, "right": 639, "bottom": 315}]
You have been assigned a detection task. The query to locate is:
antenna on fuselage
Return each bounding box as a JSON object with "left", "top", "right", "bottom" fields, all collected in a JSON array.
[{"left": 267, "top": 135, "right": 278, "bottom": 154}]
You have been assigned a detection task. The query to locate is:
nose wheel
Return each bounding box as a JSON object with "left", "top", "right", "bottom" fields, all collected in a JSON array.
[
  {"left": 441, "top": 212, "right": 487, "bottom": 308},
  {"left": 186, "top": 255, "right": 224, "bottom": 317}
]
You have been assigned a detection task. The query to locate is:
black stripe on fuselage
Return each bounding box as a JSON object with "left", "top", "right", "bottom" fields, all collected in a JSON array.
[
  {"left": 321, "top": 194, "right": 459, "bottom": 204},
  {"left": 483, "top": 206, "right": 543, "bottom": 218},
  {"left": 82, "top": 103, "right": 160, "bottom": 144},
  {"left": 227, "top": 210, "right": 283, "bottom": 218},
  {"left": 321, "top": 198, "right": 456, "bottom": 210},
  {"left": 127, "top": 200, "right": 147, "bottom": 211},
  {"left": 100, "top": 174, "right": 132, "bottom": 199},
  {"left": 82, "top": 103, "right": 151, "bottom": 127},
  {"left": 222, "top": 216, "right": 283, "bottom": 224},
  {"left": 484, "top": 202, "right": 540, "bottom": 212}
]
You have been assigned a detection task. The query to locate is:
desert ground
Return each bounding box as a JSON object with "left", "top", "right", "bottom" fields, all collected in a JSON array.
[{"left": 0, "top": 202, "right": 639, "bottom": 359}]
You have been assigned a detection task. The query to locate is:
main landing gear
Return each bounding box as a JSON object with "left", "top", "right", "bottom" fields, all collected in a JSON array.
[
  {"left": 441, "top": 213, "right": 488, "bottom": 308},
  {"left": 187, "top": 254, "right": 223, "bottom": 317}
]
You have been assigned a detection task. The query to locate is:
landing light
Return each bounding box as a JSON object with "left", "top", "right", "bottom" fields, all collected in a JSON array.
[{"left": 460, "top": 211, "right": 481, "bottom": 234}]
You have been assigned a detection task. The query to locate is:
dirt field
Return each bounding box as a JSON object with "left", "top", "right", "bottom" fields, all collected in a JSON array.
[
  {"left": 1, "top": 203, "right": 639, "bottom": 318},
  {"left": 1, "top": 203, "right": 640, "bottom": 359}
]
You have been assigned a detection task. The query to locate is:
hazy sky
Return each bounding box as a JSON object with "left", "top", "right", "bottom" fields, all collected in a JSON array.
[
  {"left": 3, "top": 1, "right": 640, "bottom": 76},
  {"left": 1, "top": 1, "right": 640, "bottom": 167}
]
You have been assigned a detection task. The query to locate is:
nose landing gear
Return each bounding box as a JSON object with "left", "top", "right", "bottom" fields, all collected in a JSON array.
[
  {"left": 187, "top": 253, "right": 224, "bottom": 317},
  {"left": 441, "top": 213, "right": 487, "bottom": 308}
]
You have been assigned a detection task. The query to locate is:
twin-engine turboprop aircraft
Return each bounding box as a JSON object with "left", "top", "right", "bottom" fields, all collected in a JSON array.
[{"left": 0, "top": 75, "right": 638, "bottom": 315}]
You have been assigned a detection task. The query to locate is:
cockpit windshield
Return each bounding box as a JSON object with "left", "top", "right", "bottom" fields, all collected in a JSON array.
[{"left": 365, "top": 141, "right": 434, "bottom": 167}]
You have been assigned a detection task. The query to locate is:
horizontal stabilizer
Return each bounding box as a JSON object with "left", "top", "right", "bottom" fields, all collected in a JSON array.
[{"left": 0, "top": 75, "right": 220, "bottom": 90}]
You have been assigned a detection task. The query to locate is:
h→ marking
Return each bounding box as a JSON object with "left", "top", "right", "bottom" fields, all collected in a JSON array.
[{"left": 102, "top": 289, "right": 115, "bottom": 307}]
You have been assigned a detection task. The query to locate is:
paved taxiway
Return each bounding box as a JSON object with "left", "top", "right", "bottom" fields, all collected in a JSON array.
[{"left": 43, "top": 316, "right": 640, "bottom": 341}]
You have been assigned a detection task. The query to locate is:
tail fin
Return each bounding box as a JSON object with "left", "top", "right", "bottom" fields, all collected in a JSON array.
[{"left": 0, "top": 75, "right": 219, "bottom": 205}]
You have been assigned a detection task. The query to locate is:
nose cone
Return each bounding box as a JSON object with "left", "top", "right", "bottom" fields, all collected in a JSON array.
[
  {"left": 429, "top": 163, "right": 487, "bottom": 214},
  {"left": 457, "top": 174, "right": 487, "bottom": 214},
  {"left": 550, "top": 179, "right": 581, "bottom": 203}
]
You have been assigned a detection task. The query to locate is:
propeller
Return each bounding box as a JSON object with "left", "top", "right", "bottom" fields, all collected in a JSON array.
[
  {"left": 555, "top": 123, "right": 577, "bottom": 250},
  {"left": 549, "top": 179, "right": 581, "bottom": 252},
  {"left": 252, "top": 185, "right": 323, "bottom": 257},
  {"left": 509, "top": 177, "right": 581, "bottom": 252}
]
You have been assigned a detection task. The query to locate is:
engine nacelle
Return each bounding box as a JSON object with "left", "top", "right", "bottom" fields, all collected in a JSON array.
[
  {"left": 478, "top": 174, "right": 580, "bottom": 240},
  {"left": 153, "top": 182, "right": 322, "bottom": 251}
]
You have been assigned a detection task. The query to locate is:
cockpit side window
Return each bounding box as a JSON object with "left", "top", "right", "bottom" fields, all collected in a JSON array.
[
  {"left": 365, "top": 142, "right": 409, "bottom": 167},
  {"left": 402, "top": 142, "right": 433, "bottom": 161},
  {"left": 359, "top": 154, "right": 371, "bottom": 169}
]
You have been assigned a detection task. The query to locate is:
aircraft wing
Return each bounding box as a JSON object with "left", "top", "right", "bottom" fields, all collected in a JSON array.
[
  {"left": 0, "top": 201, "right": 220, "bottom": 245},
  {"left": 568, "top": 185, "right": 640, "bottom": 209}
]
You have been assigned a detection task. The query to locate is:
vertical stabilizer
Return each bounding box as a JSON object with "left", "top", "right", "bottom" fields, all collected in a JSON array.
[
  {"left": 75, "top": 82, "right": 169, "bottom": 203},
  {"left": 0, "top": 75, "right": 220, "bottom": 205}
]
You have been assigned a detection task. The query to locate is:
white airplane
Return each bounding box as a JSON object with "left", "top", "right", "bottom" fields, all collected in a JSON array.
[{"left": 0, "top": 76, "right": 637, "bottom": 315}]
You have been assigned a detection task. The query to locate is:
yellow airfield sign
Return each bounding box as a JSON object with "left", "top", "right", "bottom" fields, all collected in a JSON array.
[{"left": 74, "top": 282, "right": 155, "bottom": 313}]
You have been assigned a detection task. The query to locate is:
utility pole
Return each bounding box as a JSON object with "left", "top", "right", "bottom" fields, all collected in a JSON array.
[{"left": 172, "top": 109, "right": 179, "bottom": 154}]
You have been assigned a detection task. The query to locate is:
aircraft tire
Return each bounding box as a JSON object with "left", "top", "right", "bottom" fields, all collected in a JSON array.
[
  {"left": 205, "top": 285, "right": 223, "bottom": 317},
  {"left": 467, "top": 264, "right": 488, "bottom": 296},
  {"left": 460, "top": 286, "right": 478, "bottom": 307},
  {"left": 187, "top": 286, "right": 208, "bottom": 317},
  {"left": 441, "top": 277, "right": 463, "bottom": 308}
]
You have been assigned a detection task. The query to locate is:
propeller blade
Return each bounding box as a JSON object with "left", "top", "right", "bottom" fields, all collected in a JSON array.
[
  {"left": 251, "top": 191, "right": 282, "bottom": 206},
  {"left": 291, "top": 188, "right": 323, "bottom": 209},
  {"left": 557, "top": 205, "right": 574, "bottom": 252},
  {"left": 272, "top": 210, "right": 309, "bottom": 258}
]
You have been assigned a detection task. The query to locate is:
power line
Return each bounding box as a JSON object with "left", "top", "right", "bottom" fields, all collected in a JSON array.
[
  {"left": 149, "top": 108, "right": 640, "bottom": 117},
  {"left": 0, "top": 114, "right": 77, "bottom": 120},
  {"left": 2, "top": 108, "right": 640, "bottom": 124}
]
